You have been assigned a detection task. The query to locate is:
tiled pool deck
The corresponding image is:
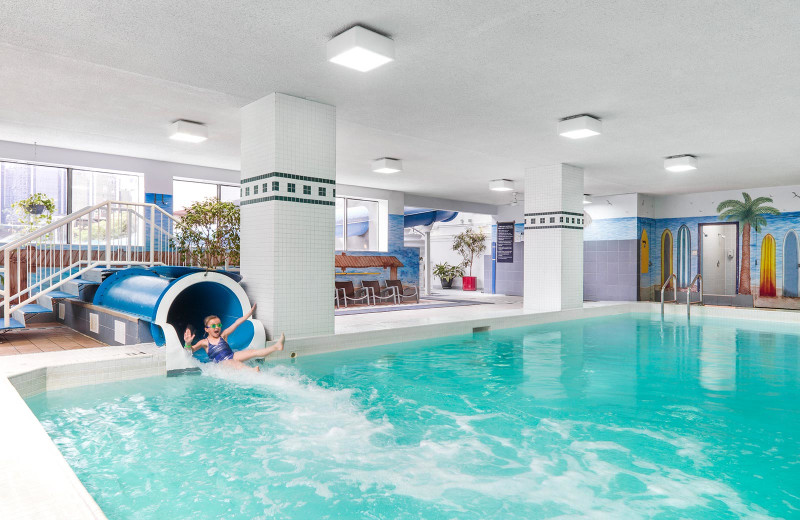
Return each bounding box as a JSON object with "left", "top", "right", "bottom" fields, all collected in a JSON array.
[
  {"left": 3, "top": 300, "right": 800, "bottom": 519},
  {"left": 0, "top": 323, "right": 106, "bottom": 356}
]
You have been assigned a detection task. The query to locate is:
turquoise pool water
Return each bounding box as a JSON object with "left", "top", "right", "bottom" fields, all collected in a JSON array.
[{"left": 27, "top": 313, "right": 800, "bottom": 519}]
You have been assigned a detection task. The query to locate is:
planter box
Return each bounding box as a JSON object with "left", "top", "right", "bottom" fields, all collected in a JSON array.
[{"left": 462, "top": 276, "right": 477, "bottom": 291}]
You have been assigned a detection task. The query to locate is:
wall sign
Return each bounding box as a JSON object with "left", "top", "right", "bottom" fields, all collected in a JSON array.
[{"left": 497, "top": 221, "right": 515, "bottom": 263}]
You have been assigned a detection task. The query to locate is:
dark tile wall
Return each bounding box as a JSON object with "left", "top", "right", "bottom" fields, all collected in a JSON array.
[
  {"left": 57, "top": 299, "right": 154, "bottom": 346},
  {"left": 584, "top": 239, "right": 638, "bottom": 301}
]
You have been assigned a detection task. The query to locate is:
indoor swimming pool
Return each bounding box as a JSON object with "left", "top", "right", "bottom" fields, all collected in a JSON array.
[{"left": 26, "top": 313, "right": 800, "bottom": 519}]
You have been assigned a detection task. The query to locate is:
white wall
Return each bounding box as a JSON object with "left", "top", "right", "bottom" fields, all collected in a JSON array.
[
  {"left": 655, "top": 184, "right": 800, "bottom": 218},
  {"left": 583, "top": 193, "right": 638, "bottom": 220},
  {"left": 428, "top": 212, "right": 493, "bottom": 290},
  {"left": 0, "top": 140, "right": 238, "bottom": 194}
]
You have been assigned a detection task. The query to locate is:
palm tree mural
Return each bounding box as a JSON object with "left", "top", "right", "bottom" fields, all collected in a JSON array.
[{"left": 716, "top": 193, "right": 780, "bottom": 295}]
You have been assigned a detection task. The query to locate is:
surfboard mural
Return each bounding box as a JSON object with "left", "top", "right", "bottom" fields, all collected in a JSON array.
[
  {"left": 784, "top": 230, "right": 799, "bottom": 298},
  {"left": 640, "top": 228, "right": 649, "bottom": 274},
  {"left": 676, "top": 225, "right": 691, "bottom": 287},
  {"left": 759, "top": 234, "right": 776, "bottom": 297},
  {"left": 661, "top": 229, "right": 673, "bottom": 287}
]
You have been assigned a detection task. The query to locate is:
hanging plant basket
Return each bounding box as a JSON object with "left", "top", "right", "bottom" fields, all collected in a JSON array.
[{"left": 26, "top": 204, "right": 46, "bottom": 215}]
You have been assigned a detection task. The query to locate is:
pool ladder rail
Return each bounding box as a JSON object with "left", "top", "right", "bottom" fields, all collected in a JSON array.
[{"left": 661, "top": 273, "right": 703, "bottom": 317}]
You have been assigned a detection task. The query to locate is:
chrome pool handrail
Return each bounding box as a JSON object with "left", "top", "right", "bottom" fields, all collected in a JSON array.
[
  {"left": 686, "top": 273, "right": 703, "bottom": 317},
  {"left": 660, "top": 273, "right": 677, "bottom": 317}
]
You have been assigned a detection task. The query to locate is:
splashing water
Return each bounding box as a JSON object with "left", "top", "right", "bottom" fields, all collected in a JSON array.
[{"left": 27, "top": 314, "right": 800, "bottom": 519}]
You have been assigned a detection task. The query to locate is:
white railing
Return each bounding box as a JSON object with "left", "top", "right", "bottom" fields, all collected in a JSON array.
[{"left": 0, "top": 201, "right": 186, "bottom": 327}]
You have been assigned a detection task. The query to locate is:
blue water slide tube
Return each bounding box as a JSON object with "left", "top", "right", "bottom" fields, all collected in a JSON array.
[
  {"left": 403, "top": 209, "right": 458, "bottom": 228},
  {"left": 93, "top": 266, "right": 266, "bottom": 371},
  {"left": 335, "top": 206, "right": 370, "bottom": 237}
]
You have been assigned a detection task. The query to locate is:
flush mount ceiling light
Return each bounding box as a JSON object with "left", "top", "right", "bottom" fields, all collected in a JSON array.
[
  {"left": 558, "top": 114, "right": 602, "bottom": 139},
  {"left": 372, "top": 158, "right": 403, "bottom": 174},
  {"left": 583, "top": 194, "right": 593, "bottom": 205},
  {"left": 170, "top": 120, "right": 208, "bottom": 143},
  {"left": 489, "top": 179, "right": 514, "bottom": 192},
  {"left": 664, "top": 154, "right": 697, "bottom": 172},
  {"left": 327, "top": 26, "right": 395, "bottom": 72}
]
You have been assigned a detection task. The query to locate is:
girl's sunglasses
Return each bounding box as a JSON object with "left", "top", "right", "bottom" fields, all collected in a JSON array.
[{"left": 207, "top": 324, "right": 222, "bottom": 329}]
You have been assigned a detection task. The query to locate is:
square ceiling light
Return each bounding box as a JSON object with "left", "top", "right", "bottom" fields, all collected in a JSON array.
[
  {"left": 558, "top": 115, "right": 602, "bottom": 139},
  {"left": 327, "top": 26, "right": 395, "bottom": 72},
  {"left": 170, "top": 120, "right": 208, "bottom": 143},
  {"left": 664, "top": 154, "right": 697, "bottom": 172},
  {"left": 489, "top": 179, "right": 514, "bottom": 191},
  {"left": 372, "top": 158, "right": 403, "bottom": 174}
]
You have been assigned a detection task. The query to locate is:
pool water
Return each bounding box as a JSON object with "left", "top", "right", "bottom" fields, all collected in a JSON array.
[{"left": 27, "top": 313, "right": 800, "bottom": 519}]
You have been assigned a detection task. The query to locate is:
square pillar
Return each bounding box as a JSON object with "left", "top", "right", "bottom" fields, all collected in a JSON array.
[
  {"left": 523, "top": 164, "right": 584, "bottom": 312},
  {"left": 240, "top": 93, "right": 336, "bottom": 338}
]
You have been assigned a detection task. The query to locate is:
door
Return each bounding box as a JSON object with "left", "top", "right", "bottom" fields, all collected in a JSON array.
[
  {"left": 760, "top": 234, "right": 776, "bottom": 297},
  {"left": 783, "top": 231, "right": 799, "bottom": 297},
  {"left": 700, "top": 223, "right": 737, "bottom": 295}
]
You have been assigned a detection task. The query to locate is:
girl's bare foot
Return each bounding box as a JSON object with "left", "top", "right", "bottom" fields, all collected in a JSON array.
[{"left": 275, "top": 333, "right": 285, "bottom": 351}]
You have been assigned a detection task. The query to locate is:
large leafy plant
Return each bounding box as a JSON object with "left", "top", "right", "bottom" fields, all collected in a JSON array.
[
  {"left": 432, "top": 262, "right": 464, "bottom": 282},
  {"left": 716, "top": 192, "right": 780, "bottom": 295},
  {"left": 173, "top": 197, "right": 240, "bottom": 269},
  {"left": 452, "top": 227, "right": 488, "bottom": 277}
]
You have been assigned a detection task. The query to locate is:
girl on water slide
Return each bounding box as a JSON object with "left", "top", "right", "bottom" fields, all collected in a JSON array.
[{"left": 183, "top": 304, "right": 284, "bottom": 372}]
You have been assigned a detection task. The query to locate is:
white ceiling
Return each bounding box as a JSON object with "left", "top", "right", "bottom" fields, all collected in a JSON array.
[{"left": 0, "top": 1, "right": 798, "bottom": 204}]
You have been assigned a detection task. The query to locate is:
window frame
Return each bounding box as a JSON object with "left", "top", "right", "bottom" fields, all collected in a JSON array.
[{"left": 336, "top": 195, "right": 384, "bottom": 252}]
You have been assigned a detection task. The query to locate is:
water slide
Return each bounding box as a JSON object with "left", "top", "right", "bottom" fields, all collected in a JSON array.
[{"left": 92, "top": 266, "right": 266, "bottom": 373}]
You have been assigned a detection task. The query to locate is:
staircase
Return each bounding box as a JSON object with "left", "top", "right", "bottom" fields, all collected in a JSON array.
[{"left": 0, "top": 201, "right": 188, "bottom": 329}]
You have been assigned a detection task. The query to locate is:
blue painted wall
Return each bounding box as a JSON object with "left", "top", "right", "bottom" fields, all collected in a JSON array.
[
  {"left": 335, "top": 213, "right": 420, "bottom": 285},
  {"left": 583, "top": 217, "right": 637, "bottom": 241},
  {"left": 144, "top": 193, "right": 173, "bottom": 251}
]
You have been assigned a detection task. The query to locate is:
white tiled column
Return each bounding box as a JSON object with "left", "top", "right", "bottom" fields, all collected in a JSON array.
[
  {"left": 523, "top": 164, "right": 584, "bottom": 312},
  {"left": 240, "top": 93, "right": 335, "bottom": 338}
]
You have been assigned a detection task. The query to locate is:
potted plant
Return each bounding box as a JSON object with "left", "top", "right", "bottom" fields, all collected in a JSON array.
[
  {"left": 172, "top": 197, "right": 240, "bottom": 269},
  {"left": 453, "top": 227, "right": 487, "bottom": 291},
  {"left": 433, "top": 262, "right": 463, "bottom": 289},
  {"left": 12, "top": 193, "right": 56, "bottom": 232}
]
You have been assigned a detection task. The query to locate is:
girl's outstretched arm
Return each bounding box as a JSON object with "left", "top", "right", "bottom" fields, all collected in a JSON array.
[
  {"left": 183, "top": 329, "right": 206, "bottom": 353},
  {"left": 222, "top": 303, "right": 257, "bottom": 339}
]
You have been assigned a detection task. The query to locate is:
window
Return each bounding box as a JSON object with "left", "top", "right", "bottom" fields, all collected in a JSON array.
[
  {"left": 245, "top": 187, "right": 250, "bottom": 196},
  {"left": 253, "top": 185, "right": 258, "bottom": 195},
  {"left": 550, "top": 217, "right": 555, "bottom": 223},
  {"left": 0, "top": 161, "right": 143, "bottom": 243},
  {"left": 262, "top": 183, "right": 269, "bottom": 194},
  {"left": 0, "top": 162, "right": 68, "bottom": 241},
  {"left": 303, "top": 185, "right": 311, "bottom": 195},
  {"left": 272, "top": 181, "right": 279, "bottom": 191},
  {"left": 172, "top": 178, "right": 239, "bottom": 215},
  {"left": 336, "top": 196, "right": 380, "bottom": 251},
  {"left": 287, "top": 183, "right": 296, "bottom": 193},
  {"left": 318, "top": 187, "right": 326, "bottom": 197}
]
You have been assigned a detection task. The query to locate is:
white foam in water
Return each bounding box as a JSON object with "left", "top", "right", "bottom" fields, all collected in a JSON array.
[{"left": 195, "top": 364, "right": 776, "bottom": 519}]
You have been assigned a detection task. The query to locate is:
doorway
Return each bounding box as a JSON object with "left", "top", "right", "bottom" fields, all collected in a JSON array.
[{"left": 699, "top": 223, "right": 738, "bottom": 295}]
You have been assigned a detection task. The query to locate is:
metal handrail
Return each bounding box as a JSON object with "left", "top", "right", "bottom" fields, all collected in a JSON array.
[
  {"left": 660, "top": 273, "right": 677, "bottom": 317},
  {"left": 686, "top": 273, "right": 703, "bottom": 317}
]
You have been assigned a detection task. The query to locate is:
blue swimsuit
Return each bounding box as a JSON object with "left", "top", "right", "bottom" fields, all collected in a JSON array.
[{"left": 207, "top": 337, "right": 234, "bottom": 363}]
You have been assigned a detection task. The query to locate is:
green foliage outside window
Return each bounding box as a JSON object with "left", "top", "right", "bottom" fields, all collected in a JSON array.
[{"left": 173, "top": 197, "right": 240, "bottom": 269}]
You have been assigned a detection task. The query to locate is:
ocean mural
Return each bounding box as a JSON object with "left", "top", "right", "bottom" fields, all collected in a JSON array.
[{"left": 586, "top": 190, "right": 800, "bottom": 309}]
